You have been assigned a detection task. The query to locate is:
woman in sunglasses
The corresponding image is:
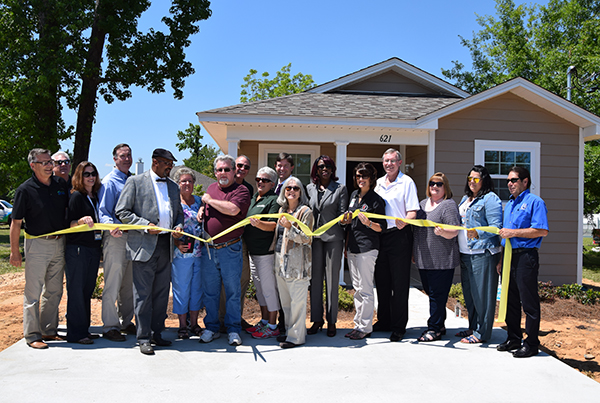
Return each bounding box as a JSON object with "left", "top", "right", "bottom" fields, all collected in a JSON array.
[
  {"left": 65, "top": 161, "right": 121, "bottom": 344},
  {"left": 413, "top": 172, "right": 460, "bottom": 342},
  {"left": 243, "top": 167, "right": 282, "bottom": 339},
  {"left": 455, "top": 165, "right": 502, "bottom": 344},
  {"left": 306, "top": 155, "right": 348, "bottom": 337},
  {"left": 273, "top": 176, "right": 313, "bottom": 348}
]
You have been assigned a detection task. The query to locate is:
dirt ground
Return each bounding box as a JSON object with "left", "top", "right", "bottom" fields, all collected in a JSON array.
[{"left": 1, "top": 271, "right": 599, "bottom": 383}]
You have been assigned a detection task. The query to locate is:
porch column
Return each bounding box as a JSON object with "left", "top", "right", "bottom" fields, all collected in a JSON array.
[
  {"left": 227, "top": 138, "right": 240, "bottom": 159},
  {"left": 334, "top": 140, "right": 349, "bottom": 184}
]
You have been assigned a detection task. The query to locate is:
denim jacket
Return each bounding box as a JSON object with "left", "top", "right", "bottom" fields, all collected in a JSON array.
[{"left": 458, "top": 192, "right": 502, "bottom": 250}]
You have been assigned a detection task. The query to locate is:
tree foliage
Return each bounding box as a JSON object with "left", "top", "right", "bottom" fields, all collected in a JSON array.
[
  {"left": 240, "top": 63, "right": 315, "bottom": 103},
  {"left": 442, "top": 0, "right": 600, "bottom": 216},
  {"left": 0, "top": 0, "right": 211, "bottom": 197},
  {"left": 175, "top": 123, "right": 219, "bottom": 178}
]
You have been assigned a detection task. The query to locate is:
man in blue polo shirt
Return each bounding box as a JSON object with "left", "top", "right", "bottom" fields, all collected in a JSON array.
[{"left": 498, "top": 166, "right": 549, "bottom": 358}]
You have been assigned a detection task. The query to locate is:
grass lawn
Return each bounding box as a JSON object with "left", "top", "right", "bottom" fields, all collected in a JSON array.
[{"left": 0, "top": 225, "right": 24, "bottom": 275}]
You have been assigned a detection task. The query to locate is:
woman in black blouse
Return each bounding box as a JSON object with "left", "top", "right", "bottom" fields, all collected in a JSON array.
[
  {"left": 65, "top": 162, "right": 120, "bottom": 344},
  {"left": 340, "top": 163, "right": 386, "bottom": 340}
]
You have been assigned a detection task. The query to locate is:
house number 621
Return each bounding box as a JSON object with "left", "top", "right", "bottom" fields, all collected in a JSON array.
[{"left": 379, "top": 135, "right": 392, "bottom": 143}]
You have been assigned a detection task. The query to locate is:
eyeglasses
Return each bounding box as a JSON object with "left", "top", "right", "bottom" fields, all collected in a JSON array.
[
  {"left": 317, "top": 164, "right": 332, "bottom": 170},
  {"left": 507, "top": 178, "right": 521, "bottom": 184},
  {"left": 383, "top": 159, "right": 399, "bottom": 164},
  {"left": 237, "top": 163, "right": 250, "bottom": 170},
  {"left": 216, "top": 167, "right": 231, "bottom": 173},
  {"left": 467, "top": 176, "right": 481, "bottom": 184},
  {"left": 255, "top": 177, "right": 272, "bottom": 184},
  {"left": 285, "top": 186, "right": 301, "bottom": 192},
  {"left": 429, "top": 181, "right": 444, "bottom": 188},
  {"left": 82, "top": 171, "right": 98, "bottom": 178},
  {"left": 33, "top": 160, "right": 54, "bottom": 167},
  {"left": 53, "top": 159, "right": 71, "bottom": 166}
]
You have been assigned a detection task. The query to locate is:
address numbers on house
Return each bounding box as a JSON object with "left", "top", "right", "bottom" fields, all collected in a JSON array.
[{"left": 379, "top": 134, "right": 392, "bottom": 143}]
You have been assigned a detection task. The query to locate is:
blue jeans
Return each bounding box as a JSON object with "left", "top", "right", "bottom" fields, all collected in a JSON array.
[
  {"left": 460, "top": 251, "right": 500, "bottom": 341},
  {"left": 172, "top": 256, "right": 203, "bottom": 314},
  {"left": 201, "top": 241, "right": 243, "bottom": 334},
  {"left": 419, "top": 269, "right": 455, "bottom": 333}
]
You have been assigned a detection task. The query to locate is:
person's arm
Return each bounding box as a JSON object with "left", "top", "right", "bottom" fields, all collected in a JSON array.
[
  {"left": 396, "top": 210, "right": 417, "bottom": 230},
  {"left": 115, "top": 178, "right": 151, "bottom": 228},
  {"left": 434, "top": 201, "right": 459, "bottom": 239},
  {"left": 499, "top": 227, "right": 549, "bottom": 239},
  {"left": 98, "top": 182, "right": 115, "bottom": 224},
  {"left": 9, "top": 219, "right": 23, "bottom": 267},
  {"left": 202, "top": 192, "right": 240, "bottom": 216}
]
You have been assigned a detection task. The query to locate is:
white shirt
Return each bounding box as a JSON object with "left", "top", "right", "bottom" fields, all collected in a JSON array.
[
  {"left": 375, "top": 172, "right": 420, "bottom": 229},
  {"left": 150, "top": 169, "right": 172, "bottom": 233}
]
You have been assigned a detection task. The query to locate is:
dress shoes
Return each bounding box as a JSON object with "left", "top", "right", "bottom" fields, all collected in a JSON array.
[
  {"left": 27, "top": 340, "right": 48, "bottom": 349},
  {"left": 103, "top": 329, "right": 126, "bottom": 342},
  {"left": 279, "top": 341, "right": 298, "bottom": 349},
  {"left": 496, "top": 339, "right": 522, "bottom": 352},
  {"left": 326, "top": 323, "right": 337, "bottom": 337},
  {"left": 42, "top": 334, "right": 66, "bottom": 341},
  {"left": 389, "top": 332, "right": 404, "bottom": 342},
  {"left": 123, "top": 323, "right": 137, "bottom": 335},
  {"left": 513, "top": 345, "right": 539, "bottom": 358},
  {"left": 140, "top": 342, "right": 155, "bottom": 355},
  {"left": 151, "top": 336, "right": 172, "bottom": 347}
]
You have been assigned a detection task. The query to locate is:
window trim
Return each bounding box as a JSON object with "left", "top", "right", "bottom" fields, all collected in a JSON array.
[
  {"left": 474, "top": 139, "right": 541, "bottom": 197},
  {"left": 258, "top": 143, "right": 321, "bottom": 171}
]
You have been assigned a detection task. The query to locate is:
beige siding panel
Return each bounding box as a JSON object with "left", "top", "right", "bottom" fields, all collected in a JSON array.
[
  {"left": 541, "top": 189, "right": 578, "bottom": 201},
  {"left": 339, "top": 71, "right": 440, "bottom": 95},
  {"left": 347, "top": 143, "right": 390, "bottom": 159},
  {"left": 407, "top": 145, "right": 428, "bottom": 201}
]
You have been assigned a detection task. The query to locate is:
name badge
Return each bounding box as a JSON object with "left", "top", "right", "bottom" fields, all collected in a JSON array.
[
  {"left": 349, "top": 199, "right": 356, "bottom": 208},
  {"left": 94, "top": 231, "right": 102, "bottom": 241}
]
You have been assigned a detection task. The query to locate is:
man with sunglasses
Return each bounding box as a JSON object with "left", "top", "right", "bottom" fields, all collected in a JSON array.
[
  {"left": 10, "top": 148, "right": 70, "bottom": 349},
  {"left": 497, "top": 166, "right": 548, "bottom": 358},
  {"left": 116, "top": 148, "right": 184, "bottom": 355},
  {"left": 200, "top": 155, "right": 251, "bottom": 346},
  {"left": 51, "top": 151, "right": 72, "bottom": 191}
]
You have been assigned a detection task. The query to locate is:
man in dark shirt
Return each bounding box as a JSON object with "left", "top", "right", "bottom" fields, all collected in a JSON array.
[
  {"left": 200, "top": 155, "right": 250, "bottom": 346},
  {"left": 10, "top": 148, "right": 69, "bottom": 349},
  {"left": 51, "top": 150, "right": 72, "bottom": 191}
]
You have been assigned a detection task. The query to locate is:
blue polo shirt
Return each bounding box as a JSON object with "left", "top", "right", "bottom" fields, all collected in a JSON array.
[
  {"left": 502, "top": 189, "right": 549, "bottom": 249},
  {"left": 98, "top": 168, "right": 131, "bottom": 224}
]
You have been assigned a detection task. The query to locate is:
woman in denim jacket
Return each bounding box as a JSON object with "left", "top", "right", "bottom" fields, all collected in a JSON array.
[{"left": 456, "top": 165, "right": 502, "bottom": 344}]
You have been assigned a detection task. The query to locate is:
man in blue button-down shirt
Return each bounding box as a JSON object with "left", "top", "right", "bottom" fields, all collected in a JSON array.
[
  {"left": 98, "top": 143, "right": 135, "bottom": 342},
  {"left": 498, "top": 166, "right": 549, "bottom": 358}
]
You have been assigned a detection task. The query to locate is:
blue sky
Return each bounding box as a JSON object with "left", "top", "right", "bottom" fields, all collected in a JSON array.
[{"left": 60, "top": 0, "right": 541, "bottom": 177}]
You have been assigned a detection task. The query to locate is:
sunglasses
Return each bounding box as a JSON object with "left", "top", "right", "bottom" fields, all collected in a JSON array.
[
  {"left": 355, "top": 174, "right": 369, "bottom": 180},
  {"left": 255, "top": 177, "right": 272, "bottom": 184},
  {"left": 53, "top": 159, "right": 71, "bottom": 166},
  {"left": 216, "top": 167, "right": 231, "bottom": 173},
  {"left": 237, "top": 163, "right": 250, "bottom": 170},
  {"left": 82, "top": 171, "right": 98, "bottom": 178},
  {"left": 429, "top": 181, "right": 444, "bottom": 188},
  {"left": 317, "top": 164, "right": 332, "bottom": 170},
  {"left": 467, "top": 176, "right": 481, "bottom": 184},
  {"left": 33, "top": 160, "right": 54, "bottom": 167},
  {"left": 507, "top": 178, "right": 521, "bottom": 184},
  {"left": 285, "top": 186, "right": 301, "bottom": 192}
]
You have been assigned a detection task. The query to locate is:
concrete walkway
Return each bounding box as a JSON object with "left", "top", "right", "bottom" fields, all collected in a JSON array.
[{"left": 1, "top": 288, "right": 598, "bottom": 402}]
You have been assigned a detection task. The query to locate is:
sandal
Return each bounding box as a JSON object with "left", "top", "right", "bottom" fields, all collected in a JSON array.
[
  {"left": 455, "top": 329, "right": 473, "bottom": 338},
  {"left": 189, "top": 324, "right": 203, "bottom": 337},
  {"left": 177, "top": 328, "right": 189, "bottom": 339},
  {"left": 418, "top": 330, "right": 442, "bottom": 342},
  {"left": 461, "top": 335, "right": 482, "bottom": 344}
]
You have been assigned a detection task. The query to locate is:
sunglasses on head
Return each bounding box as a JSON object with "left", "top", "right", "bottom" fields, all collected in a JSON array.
[
  {"left": 467, "top": 176, "right": 481, "bottom": 183},
  {"left": 285, "top": 186, "right": 300, "bottom": 192},
  {"left": 237, "top": 163, "right": 250, "bottom": 170},
  {"left": 429, "top": 181, "right": 444, "bottom": 188},
  {"left": 255, "top": 177, "right": 272, "bottom": 184},
  {"left": 507, "top": 177, "right": 521, "bottom": 184},
  {"left": 82, "top": 171, "right": 98, "bottom": 178},
  {"left": 216, "top": 167, "right": 231, "bottom": 173},
  {"left": 53, "top": 159, "right": 70, "bottom": 166}
]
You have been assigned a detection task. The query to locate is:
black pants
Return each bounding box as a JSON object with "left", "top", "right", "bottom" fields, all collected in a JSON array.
[
  {"left": 374, "top": 227, "right": 413, "bottom": 334},
  {"left": 505, "top": 249, "right": 540, "bottom": 349},
  {"left": 419, "top": 268, "right": 454, "bottom": 333}
]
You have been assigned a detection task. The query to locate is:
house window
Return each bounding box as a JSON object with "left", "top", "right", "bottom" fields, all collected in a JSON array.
[
  {"left": 258, "top": 144, "right": 320, "bottom": 186},
  {"left": 474, "top": 140, "right": 540, "bottom": 200}
]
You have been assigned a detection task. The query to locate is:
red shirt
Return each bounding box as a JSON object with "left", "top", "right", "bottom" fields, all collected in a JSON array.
[{"left": 204, "top": 182, "right": 250, "bottom": 243}]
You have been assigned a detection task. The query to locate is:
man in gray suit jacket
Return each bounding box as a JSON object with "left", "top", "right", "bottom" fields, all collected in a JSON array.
[{"left": 116, "top": 148, "right": 184, "bottom": 355}]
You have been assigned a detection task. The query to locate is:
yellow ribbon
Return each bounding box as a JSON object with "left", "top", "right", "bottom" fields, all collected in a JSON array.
[{"left": 26, "top": 211, "right": 511, "bottom": 322}]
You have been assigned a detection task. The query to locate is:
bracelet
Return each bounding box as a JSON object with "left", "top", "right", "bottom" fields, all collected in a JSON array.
[{"left": 368, "top": 221, "right": 373, "bottom": 229}]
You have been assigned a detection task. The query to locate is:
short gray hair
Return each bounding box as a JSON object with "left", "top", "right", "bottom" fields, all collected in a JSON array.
[
  {"left": 174, "top": 167, "right": 196, "bottom": 183},
  {"left": 256, "top": 166, "right": 277, "bottom": 184},
  {"left": 382, "top": 148, "right": 402, "bottom": 162},
  {"left": 28, "top": 148, "right": 50, "bottom": 164},
  {"left": 51, "top": 151, "right": 69, "bottom": 161},
  {"left": 213, "top": 154, "right": 235, "bottom": 171},
  {"left": 277, "top": 176, "right": 308, "bottom": 209}
]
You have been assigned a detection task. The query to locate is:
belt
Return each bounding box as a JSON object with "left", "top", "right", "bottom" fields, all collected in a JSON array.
[
  {"left": 512, "top": 247, "right": 537, "bottom": 254},
  {"left": 208, "top": 237, "right": 241, "bottom": 250},
  {"left": 42, "top": 235, "right": 62, "bottom": 240}
]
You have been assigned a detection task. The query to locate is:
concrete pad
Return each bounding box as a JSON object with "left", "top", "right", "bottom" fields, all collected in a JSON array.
[{"left": 1, "top": 288, "right": 598, "bottom": 402}]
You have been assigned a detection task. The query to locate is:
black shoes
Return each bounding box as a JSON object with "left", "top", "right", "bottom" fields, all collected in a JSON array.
[
  {"left": 496, "top": 339, "right": 522, "bottom": 352},
  {"left": 151, "top": 336, "right": 172, "bottom": 347},
  {"left": 307, "top": 321, "right": 324, "bottom": 335},
  {"left": 513, "top": 345, "right": 539, "bottom": 358},
  {"left": 389, "top": 332, "right": 404, "bottom": 342},
  {"left": 103, "top": 329, "right": 126, "bottom": 342},
  {"left": 140, "top": 342, "right": 154, "bottom": 355}
]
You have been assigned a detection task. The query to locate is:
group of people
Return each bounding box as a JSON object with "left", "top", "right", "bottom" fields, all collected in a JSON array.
[{"left": 9, "top": 145, "right": 548, "bottom": 358}]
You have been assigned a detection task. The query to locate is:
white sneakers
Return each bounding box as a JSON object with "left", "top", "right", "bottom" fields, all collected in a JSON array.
[
  {"left": 228, "top": 332, "right": 242, "bottom": 346},
  {"left": 199, "top": 329, "right": 220, "bottom": 343}
]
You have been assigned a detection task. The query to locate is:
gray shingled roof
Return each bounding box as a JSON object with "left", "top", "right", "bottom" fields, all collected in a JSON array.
[{"left": 200, "top": 92, "right": 462, "bottom": 120}]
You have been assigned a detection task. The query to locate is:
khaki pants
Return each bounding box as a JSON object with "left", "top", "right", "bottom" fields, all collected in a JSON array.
[
  {"left": 276, "top": 276, "right": 309, "bottom": 346},
  {"left": 101, "top": 232, "right": 134, "bottom": 332}
]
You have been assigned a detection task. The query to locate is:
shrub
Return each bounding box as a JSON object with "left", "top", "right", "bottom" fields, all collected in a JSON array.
[
  {"left": 92, "top": 272, "right": 104, "bottom": 299},
  {"left": 246, "top": 279, "right": 257, "bottom": 300},
  {"left": 448, "top": 282, "right": 465, "bottom": 307},
  {"left": 338, "top": 286, "right": 354, "bottom": 311}
]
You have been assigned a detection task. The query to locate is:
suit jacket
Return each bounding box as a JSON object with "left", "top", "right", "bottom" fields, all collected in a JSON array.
[
  {"left": 115, "top": 170, "right": 184, "bottom": 262},
  {"left": 306, "top": 181, "right": 348, "bottom": 243}
]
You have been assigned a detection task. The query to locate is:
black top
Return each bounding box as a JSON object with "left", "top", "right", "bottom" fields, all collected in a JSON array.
[
  {"left": 242, "top": 180, "right": 254, "bottom": 198},
  {"left": 346, "top": 189, "right": 386, "bottom": 254},
  {"left": 243, "top": 190, "right": 279, "bottom": 255},
  {"left": 67, "top": 191, "right": 101, "bottom": 248},
  {"left": 12, "top": 174, "right": 69, "bottom": 236}
]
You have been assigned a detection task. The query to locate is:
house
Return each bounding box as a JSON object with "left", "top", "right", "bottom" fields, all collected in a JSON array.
[{"left": 197, "top": 57, "right": 600, "bottom": 285}]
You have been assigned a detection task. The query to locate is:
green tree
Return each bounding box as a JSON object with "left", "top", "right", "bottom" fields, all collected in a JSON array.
[
  {"left": 0, "top": 0, "right": 212, "bottom": 197},
  {"left": 240, "top": 63, "right": 315, "bottom": 103},
  {"left": 442, "top": 0, "right": 600, "bottom": 216},
  {"left": 175, "top": 123, "right": 220, "bottom": 178}
]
